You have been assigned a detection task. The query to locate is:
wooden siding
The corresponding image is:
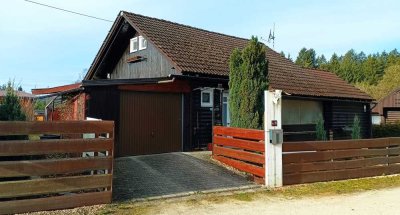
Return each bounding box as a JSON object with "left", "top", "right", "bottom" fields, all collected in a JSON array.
[
  {"left": 386, "top": 110, "right": 400, "bottom": 124},
  {"left": 372, "top": 88, "right": 400, "bottom": 115},
  {"left": 119, "top": 91, "right": 182, "bottom": 156},
  {"left": 191, "top": 88, "right": 223, "bottom": 149},
  {"left": 111, "top": 36, "right": 178, "bottom": 79},
  {"left": 85, "top": 86, "right": 121, "bottom": 154},
  {"left": 283, "top": 124, "right": 317, "bottom": 142},
  {"left": 324, "top": 101, "right": 371, "bottom": 139}
]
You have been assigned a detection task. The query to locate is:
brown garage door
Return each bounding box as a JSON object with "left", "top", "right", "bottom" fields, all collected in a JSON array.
[{"left": 118, "top": 91, "right": 182, "bottom": 157}]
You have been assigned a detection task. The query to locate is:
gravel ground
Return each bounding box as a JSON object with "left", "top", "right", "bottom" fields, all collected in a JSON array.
[
  {"left": 18, "top": 205, "right": 105, "bottom": 215},
  {"left": 157, "top": 187, "right": 400, "bottom": 215},
  {"left": 22, "top": 184, "right": 400, "bottom": 215}
]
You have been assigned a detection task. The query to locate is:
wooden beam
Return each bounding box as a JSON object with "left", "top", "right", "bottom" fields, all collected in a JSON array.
[
  {"left": 0, "top": 120, "right": 114, "bottom": 135},
  {"left": 118, "top": 80, "right": 191, "bottom": 93},
  {"left": 213, "top": 126, "right": 264, "bottom": 141},
  {"left": 283, "top": 138, "right": 391, "bottom": 152},
  {"left": 0, "top": 157, "right": 112, "bottom": 178},
  {"left": 213, "top": 136, "right": 264, "bottom": 152},
  {"left": 213, "top": 145, "right": 264, "bottom": 164},
  {"left": 0, "top": 138, "right": 113, "bottom": 156},
  {"left": 0, "top": 191, "right": 112, "bottom": 215},
  {"left": 214, "top": 155, "right": 264, "bottom": 178},
  {"left": 0, "top": 174, "right": 112, "bottom": 198},
  {"left": 31, "top": 83, "right": 82, "bottom": 95}
]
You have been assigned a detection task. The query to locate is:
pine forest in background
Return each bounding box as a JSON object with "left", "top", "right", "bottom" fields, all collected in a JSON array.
[{"left": 281, "top": 48, "right": 400, "bottom": 100}]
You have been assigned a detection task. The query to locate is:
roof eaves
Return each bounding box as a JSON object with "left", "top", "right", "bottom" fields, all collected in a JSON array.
[
  {"left": 376, "top": 87, "right": 400, "bottom": 104},
  {"left": 32, "top": 83, "right": 82, "bottom": 95},
  {"left": 85, "top": 13, "right": 124, "bottom": 80}
]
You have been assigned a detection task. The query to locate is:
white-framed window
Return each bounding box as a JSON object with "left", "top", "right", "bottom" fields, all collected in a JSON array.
[
  {"left": 201, "top": 89, "right": 213, "bottom": 107},
  {"left": 130, "top": 37, "right": 138, "bottom": 53},
  {"left": 138, "top": 36, "right": 147, "bottom": 50}
]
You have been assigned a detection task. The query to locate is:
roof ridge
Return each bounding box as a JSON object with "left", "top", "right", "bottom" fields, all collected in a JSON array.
[
  {"left": 121, "top": 11, "right": 250, "bottom": 42},
  {"left": 377, "top": 86, "right": 400, "bottom": 102}
]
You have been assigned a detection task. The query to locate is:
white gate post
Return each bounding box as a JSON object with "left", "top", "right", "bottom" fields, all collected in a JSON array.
[{"left": 264, "top": 90, "right": 283, "bottom": 187}]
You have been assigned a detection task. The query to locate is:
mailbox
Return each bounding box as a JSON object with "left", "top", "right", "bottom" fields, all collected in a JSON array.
[{"left": 269, "top": 129, "right": 283, "bottom": 145}]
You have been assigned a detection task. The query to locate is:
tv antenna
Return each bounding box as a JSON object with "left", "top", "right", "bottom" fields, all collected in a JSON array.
[{"left": 268, "top": 23, "right": 276, "bottom": 48}]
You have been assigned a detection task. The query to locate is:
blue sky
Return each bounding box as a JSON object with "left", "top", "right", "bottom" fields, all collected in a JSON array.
[{"left": 1, "top": 0, "right": 399, "bottom": 91}]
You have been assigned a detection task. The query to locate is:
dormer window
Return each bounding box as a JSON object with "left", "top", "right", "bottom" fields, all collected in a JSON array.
[
  {"left": 139, "top": 36, "right": 147, "bottom": 50},
  {"left": 130, "top": 36, "right": 147, "bottom": 53},
  {"left": 130, "top": 37, "right": 138, "bottom": 53}
]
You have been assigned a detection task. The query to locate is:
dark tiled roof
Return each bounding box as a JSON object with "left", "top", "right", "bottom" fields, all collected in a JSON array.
[{"left": 120, "top": 12, "right": 372, "bottom": 101}]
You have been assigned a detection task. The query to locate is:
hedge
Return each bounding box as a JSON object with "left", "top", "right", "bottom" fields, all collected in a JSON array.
[{"left": 372, "top": 123, "right": 400, "bottom": 138}]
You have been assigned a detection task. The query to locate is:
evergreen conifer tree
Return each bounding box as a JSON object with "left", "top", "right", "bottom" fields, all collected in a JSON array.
[
  {"left": 351, "top": 115, "right": 361, "bottom": 139},
  {"left": 229, "top": 36, "right": 268, "bottom": 129},
  {"left": 316, "top": 116, "right": 327, "bottom": 141},
  {"left": 0, "top": 81, "right": 26, "bottom": 121}
]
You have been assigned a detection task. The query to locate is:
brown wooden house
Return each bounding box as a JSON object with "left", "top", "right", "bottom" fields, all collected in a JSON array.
[
  {"left": 82, "top": 11, "right": 373, "bottom": 157},
  {"left": 372, "top": 88, "right": 400, "bottom": 124}
]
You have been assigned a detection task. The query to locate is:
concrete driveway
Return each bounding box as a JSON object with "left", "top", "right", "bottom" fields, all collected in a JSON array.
[{"left": 112, "top": 152, "right": 257, "bottom": 201}]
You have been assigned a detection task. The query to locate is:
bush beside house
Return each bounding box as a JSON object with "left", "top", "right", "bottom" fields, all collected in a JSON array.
[
  {"left": 229, "top": 36, "right": 268, "bottom": 129},
  {"left": 0, "top": 82, "right": 26, "bottom": 122},
  {"left": 373, "top": 123, "right": 400, "bottom": 138}
]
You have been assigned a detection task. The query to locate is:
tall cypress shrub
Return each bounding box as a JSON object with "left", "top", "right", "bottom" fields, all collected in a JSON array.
[
  {"left": 351, "top": 115, "right": 361, "bottom": 139},
  {"left": 229, "top": 37, "right": 268, "bottom": 129},
  {"left": 316, "top": 116, "right": 327, "bottom": 141}
]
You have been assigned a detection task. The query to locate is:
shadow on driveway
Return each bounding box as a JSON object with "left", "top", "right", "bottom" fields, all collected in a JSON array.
[{"left": 112, "top": 152, "right": 255, "bottom": 201}]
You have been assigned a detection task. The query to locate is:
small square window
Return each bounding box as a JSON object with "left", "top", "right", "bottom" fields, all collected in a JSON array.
[
  {"left": 130, "top": 37, "right": 138, "bottom": 53},
  {"left": 202, "top": 92, "right": 210, "bottom": 103},
  {"left": 139, "top": 36, "right": 147, "bottom": 50},
  {"left": 201, "top": 89, "right": 213, "bottom": 107}
]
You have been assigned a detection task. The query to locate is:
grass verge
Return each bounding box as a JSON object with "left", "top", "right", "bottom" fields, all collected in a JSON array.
[{"left": 99, "top": 175, "right": 400, "bottom": 215}]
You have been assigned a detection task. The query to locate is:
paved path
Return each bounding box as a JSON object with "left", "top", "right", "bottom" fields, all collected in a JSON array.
[{"left": 113, "top": 152, "right": 255, "bottom": 201}]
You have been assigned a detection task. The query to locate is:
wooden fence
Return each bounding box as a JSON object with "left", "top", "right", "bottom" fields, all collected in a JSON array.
[
  {"left": 0, "top": 121, "right": 114, "bottom": 214},
  {"left": 283, "top": 137, "right": 400, "bottom": 185},
  {"left": 212, "top": 126, "right": 265, "bottom": 183}
]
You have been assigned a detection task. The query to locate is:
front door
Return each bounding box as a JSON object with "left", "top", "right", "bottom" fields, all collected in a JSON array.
[{"left": 222, "top": 92, "right": 230, "bottom": 127}]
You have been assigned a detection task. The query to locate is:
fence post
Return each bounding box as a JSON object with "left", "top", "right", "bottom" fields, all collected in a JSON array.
[{"left": 264, "top": 90, "right": 283, "bottom": 187}]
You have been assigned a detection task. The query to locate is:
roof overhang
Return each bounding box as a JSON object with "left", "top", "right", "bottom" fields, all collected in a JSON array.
[
  {"left": 82, "top": 77, "right": 172, "bottom": 87},
  {"left": 32, "top": 83, "right": 83, "bottom": 99},
  {"left": 84, "top": 14, "right": 127, "bottom": 80},
  {"left": 32, "top": 83, "right": 82, "bottom": 95},
  {"left": 282, "top": 94, "right": 374, "bottom": 104}
]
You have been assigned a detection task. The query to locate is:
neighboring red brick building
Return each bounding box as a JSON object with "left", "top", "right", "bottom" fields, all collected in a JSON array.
[{"left": 32, "top": 83, "right": 85, "bottom": 121}]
